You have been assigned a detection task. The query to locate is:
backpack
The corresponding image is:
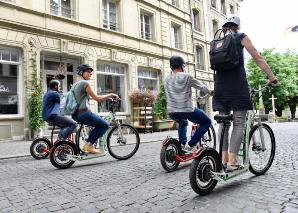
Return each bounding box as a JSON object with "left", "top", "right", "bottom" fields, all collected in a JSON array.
[
  {"left": 209, "top": 29, "right": 240, "bottom": 72},
  {"left": 60, "top": 83, "right": 85, "bottom": 115}
]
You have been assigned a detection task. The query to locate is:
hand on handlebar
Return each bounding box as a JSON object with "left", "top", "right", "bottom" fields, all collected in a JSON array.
[
  {"left": 109, "top": 93, "right": 120, "bottom": 100},
  {"left": 267, "top": 78, "right": 278, "bottom": 87}
]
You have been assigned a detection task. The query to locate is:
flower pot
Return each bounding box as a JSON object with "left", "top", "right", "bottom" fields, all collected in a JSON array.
[{"left": 153, "top": 120, "right": 175, "bottom": 131}]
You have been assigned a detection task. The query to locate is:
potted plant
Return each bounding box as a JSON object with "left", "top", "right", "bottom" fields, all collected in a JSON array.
[
  {"left": 129, "top": 89, "right": 157, "bottom": 106},
  {"left": 153, "top": 84, "right": 175, "bottom": 131}
]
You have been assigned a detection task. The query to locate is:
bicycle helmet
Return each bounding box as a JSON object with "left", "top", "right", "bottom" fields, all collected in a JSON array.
[
  {"left": 170, "top": 55, "right": 185, "bottom": 70},
  {"left": 49, "top": 79, "right": 60, "bottom": 90},
  {"left": 222, "top": 15, "right": 240, "bottom": 27},
  {"left": 76, "top": 64, "right": 94, "bottom": 76}
]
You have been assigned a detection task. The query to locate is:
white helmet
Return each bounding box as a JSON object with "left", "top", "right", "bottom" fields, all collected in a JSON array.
[{"left": 222, "top": 15, "right": 240, "bottom": 27}]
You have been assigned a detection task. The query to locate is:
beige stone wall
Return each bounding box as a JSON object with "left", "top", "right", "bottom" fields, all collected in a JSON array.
[{"left": 0, "top": 0, "right": 241, "bottom": 139}]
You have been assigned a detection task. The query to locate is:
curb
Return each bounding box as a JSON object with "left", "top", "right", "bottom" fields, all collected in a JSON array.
[{"left": 0, "top": 139, "right": 165, "bottom": 160}]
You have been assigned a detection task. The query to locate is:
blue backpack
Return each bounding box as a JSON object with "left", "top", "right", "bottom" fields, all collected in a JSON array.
[{"left": 61, "top": 83, "right": 85, "bottom": 115}]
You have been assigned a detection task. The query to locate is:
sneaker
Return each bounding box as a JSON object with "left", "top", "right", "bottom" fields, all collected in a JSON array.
[
  {"left": 226, "top": 163, "right": 243, "bottom": 172},
  {"left": 83, "top": 144, "right": 100, "bottom": 154},
  {"left": 182, "top": 144, "right": 197, "bottom": 153}
]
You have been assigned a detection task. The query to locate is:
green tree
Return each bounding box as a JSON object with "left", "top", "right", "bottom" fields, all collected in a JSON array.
[
  {"left": 154, "top": 84, "right": 168, "bottom": 120},
  {"left": 247, "top": 49, "right": 298, "bottom": 118}
]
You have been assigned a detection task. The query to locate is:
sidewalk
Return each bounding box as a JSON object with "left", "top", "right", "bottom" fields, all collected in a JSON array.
[{"left": 0, "top": 130, "right": 179, "bottom": 160}]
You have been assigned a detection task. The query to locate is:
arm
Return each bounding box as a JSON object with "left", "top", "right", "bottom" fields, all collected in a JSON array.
[
  {"left": 241, "top": 36, "right": 277, "bottom": 83},
  {"left": 189, "top": 75, "right": 211, "bottom": 95},
  {"left": 85, "top": 84, "right": 118, "bottom": 102}
]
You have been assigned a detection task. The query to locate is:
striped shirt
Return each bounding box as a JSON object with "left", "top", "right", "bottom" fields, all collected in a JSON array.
[{"left": 165, "top": 72, "right": 210, "bottom": 113}]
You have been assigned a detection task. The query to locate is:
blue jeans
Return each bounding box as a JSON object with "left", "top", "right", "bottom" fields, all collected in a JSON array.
[
  {"left": 169, "top": 108, "right": 211, "bottom": 147},
  {"left": 47, "top": 115, "right": 77, "bottom": 140},
  {"left": 72, "top": 111, "right": 109, "bottom": 144}
]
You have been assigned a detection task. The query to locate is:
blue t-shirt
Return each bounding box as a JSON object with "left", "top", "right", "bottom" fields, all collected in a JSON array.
[{"left": 42, "top": 89, "right": 61, "bottom": 121}]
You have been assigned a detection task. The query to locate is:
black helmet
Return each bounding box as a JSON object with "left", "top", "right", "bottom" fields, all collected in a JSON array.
[
  {"left": 49, "top": 79, "right": 60, "bottom": 90},
  {"left": 170, "top": 55, "right": 185, "bottom": 70},
  {"left": 76, "top": 64, "right": 94, "bottom": 75}
]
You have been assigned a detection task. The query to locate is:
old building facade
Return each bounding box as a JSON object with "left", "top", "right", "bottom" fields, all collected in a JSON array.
[{"left": 0, "top": 0, "right": 241, "bottom": 140}]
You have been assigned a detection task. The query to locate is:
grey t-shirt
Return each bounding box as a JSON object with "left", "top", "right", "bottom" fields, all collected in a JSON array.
[{"left": 72, "top": 80, "right": 90, "bottom": 110}]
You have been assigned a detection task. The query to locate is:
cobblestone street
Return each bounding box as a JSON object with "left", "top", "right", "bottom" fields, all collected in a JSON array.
[{"left": 0, "top": 122, "right": 297, "bottom": 213}]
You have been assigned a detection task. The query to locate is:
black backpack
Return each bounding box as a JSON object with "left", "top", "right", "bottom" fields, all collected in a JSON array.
[{"left": 209, "top": 29, "right": 240, "bottom": 71}]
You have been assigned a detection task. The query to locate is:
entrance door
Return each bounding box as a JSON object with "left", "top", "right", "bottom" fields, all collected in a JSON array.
[{"left": 42, "top": 58, "right": 77, "bottom": 94}]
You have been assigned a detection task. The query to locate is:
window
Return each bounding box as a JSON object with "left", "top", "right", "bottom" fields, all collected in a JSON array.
[
  {"left": 211, "top": 0, "right": 217, "bottom": 8},
  {"left": 230, "top": 5, "right": 234, "bottom": 14},
  {"left": 195, "top": 46, "right": 204, "bottom": 70},
  {"left": 212, "top": 20, "right": 219, "bottom": 35},
  {"left": 102, "top": 0, "right": 118, "bottom": 31},
  {"left": 171, "top": 23, "right": 182, "bottom": 49},
  {"left": 97, "top": 62, "right": 126, "bottom": 113},
  {"left": 192, "top": 10, "right": 201, "bottom": 31},
  {"left": 140, "top": 12, "right": 153, "bottom": 40},
  {"left": 50, "top": 0, "right": 74, "bottom": 19},
  {"left": 138, "top": 68, "right": 159, "bottom": 91},
  {"left": 221, "top": 0, "right": 226, "bottom": 15},
  {"left": 0, "top": 47, "right": 21, "bottom": 115},
  {"left": 171, "top": 0, "right": 179, "bottom": 7}
]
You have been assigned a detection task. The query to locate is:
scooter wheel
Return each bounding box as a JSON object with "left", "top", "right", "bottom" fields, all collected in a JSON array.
[
  {"left": 189, "top": 149, "right": 220, "bottom": 196},
  {"left": 50, "top": 141, "right": 78, "bottom": 169},
  {"left": 30, "top": 138, "right": 52, "bottom": 160},
  {"left": 160, "top": 138, "right": 182, "bottom": 172}
]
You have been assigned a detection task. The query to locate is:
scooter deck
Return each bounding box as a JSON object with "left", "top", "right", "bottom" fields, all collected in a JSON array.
[{"left": 212, "top": 165, "right": 249, "bottom": 181}]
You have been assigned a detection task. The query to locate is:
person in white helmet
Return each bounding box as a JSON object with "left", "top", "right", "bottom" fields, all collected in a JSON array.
[{"left": 212, "top": 15, "right": 278, "bottom": 171}]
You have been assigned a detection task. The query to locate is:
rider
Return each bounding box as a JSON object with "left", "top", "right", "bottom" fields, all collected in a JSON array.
[
  {"left": 42, "top": 79, "right": 77, "bottom": 142},
  {"left": 71, "top": 64, "right": 119, "bottom": 154},
  {"left": 165, "top": 56, "right": 213, "bottom": 152},
  {"left": 212, "top": 15, "right": 278, "bottom": 171}
]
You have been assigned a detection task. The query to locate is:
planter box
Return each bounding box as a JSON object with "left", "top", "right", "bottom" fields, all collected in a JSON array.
[{"left": 153, "top": 120, "right": 175, "bottom": 131}]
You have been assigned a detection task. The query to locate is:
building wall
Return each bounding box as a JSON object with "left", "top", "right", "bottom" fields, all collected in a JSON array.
[{"left": 0, "top": 0, "right": 241, "bottom": 140}]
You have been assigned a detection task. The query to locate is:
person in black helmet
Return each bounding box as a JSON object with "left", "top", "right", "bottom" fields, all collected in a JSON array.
[
  {"left": 42, "top": 79, "right": 77, "bottom": 141},
  {"left": 165, "top": 56, "right": 212, "bottom": 153},
  {"left": 71, "top": 64, "right": 119, "bottom": 154}
]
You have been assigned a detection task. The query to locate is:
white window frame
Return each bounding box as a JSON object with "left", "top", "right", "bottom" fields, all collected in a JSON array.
[
  {"left": 171, "top": 0, "right": 179, "bottom": 7},
  {"left": 211, "top": 0, "right": 217, "bottom": 8},
  {"left": 221, "top": 0, "right": 226, "bottom": 15},
  {"left": 192, "top": 9, "right": 201, "bottom": 32},
  {"left": 140, "top": 12, "right": 153, "bottom": 40},
  {"left": 230, "top": 4, "right": 234, "bottom": 14},
  {"left": 212, "top": 20, "right": 219, "bottom": 35},
  {"left": 171, "top": 23, "right": 182, "bottom": 49},
  {"left": 137, "top": 68, "right": 160, "bottom": 91},
  {"left": 102, "top": 0, "right": 118, "bottom": 31},
  {"left": 96, "top": 62, "right": 127, "bottom": 115},
  {"left": 50, "top": 0, "right": 75, "bottom": 19},
  {"left": 41, "top": 57, "right": 77, "bottom": 94},
  {"left": 195, "top": 46, "right": 205, "bottom": 70},
  {"left": 0, "top": 47, "right": 22, "bottom": 118}
]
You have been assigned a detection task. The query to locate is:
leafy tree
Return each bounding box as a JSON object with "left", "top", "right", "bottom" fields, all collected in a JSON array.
[
  {"left": 247, "top": 49, "right": 298, "bottom": 118},
  {"left": 154, "top": 84, "right": 168, "bottom": 120}
]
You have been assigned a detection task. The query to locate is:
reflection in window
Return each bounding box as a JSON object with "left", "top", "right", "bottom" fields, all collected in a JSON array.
[
  {"left": 102, "top": 0, "right": 118, "bottom": 31},
  {"left": 140, "top": 12, "right": 153, "bottom": 40},
  {"left": 50, "top": 0, "right": 74, "bottom": 19},
  {"left": 171, "top": 23, "right": 181, "bottom": 49},
  {"left": 138, "top": 69, "right": 159, "bottom": 91},
  {"left": 97, "top": 62, "right": 126, "bottom": 113},
  {"left": 196, "top": 46, "right": 205, "bottom": 70}
]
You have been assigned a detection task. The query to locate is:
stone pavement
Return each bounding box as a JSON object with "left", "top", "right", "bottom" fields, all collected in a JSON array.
[
  {"left": 0, "top": 128, "right": 181, "bottom": 159},
  {"left": 0, "top": 122, "right": 297, "bottom": 212}
]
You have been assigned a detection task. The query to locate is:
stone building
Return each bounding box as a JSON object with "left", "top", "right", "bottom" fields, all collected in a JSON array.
[{"left": 0, "top": 0, "right": 241, "bottom": 140}]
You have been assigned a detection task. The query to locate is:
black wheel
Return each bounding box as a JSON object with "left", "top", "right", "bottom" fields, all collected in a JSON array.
[
  {"left": 50, "top": 141, "right": 78, "bottom": 169},
  {"left": 75, "top": 125, "right": 93, "bottom": 152},
  {"left": 201, "top": 125, "right": 216, "bottom": 149},
  {"left": 249, "top": 124, "right": 276, "bottom": 176},
  {"left": 160, "top": 138, "right": 182, "bottom": 172},
  {"left": 107, "top": 124, "right": 140, "bottom": 160},
  {"left": 189, "top": 149, "right": 220, "bottom": 196},
  {"left": 30, "top": 138, "right": 52, "bottom": 160}
]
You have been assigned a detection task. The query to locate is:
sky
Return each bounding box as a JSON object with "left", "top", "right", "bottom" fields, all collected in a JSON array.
[{"left": 239, "top": 0, "right": 298, "bottom": 53}]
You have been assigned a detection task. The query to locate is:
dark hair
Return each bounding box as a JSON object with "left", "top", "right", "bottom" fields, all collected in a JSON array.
[
  {"left": 49, "top": 79, "right": 60, "bottom": 90},
  {"left": 223, "top": 23, "right": 239, "bottom": 33}
]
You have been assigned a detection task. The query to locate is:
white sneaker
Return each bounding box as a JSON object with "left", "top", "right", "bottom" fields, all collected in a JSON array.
[{"left": 182, "top": 144, "right": 197, "bottom": 153}]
